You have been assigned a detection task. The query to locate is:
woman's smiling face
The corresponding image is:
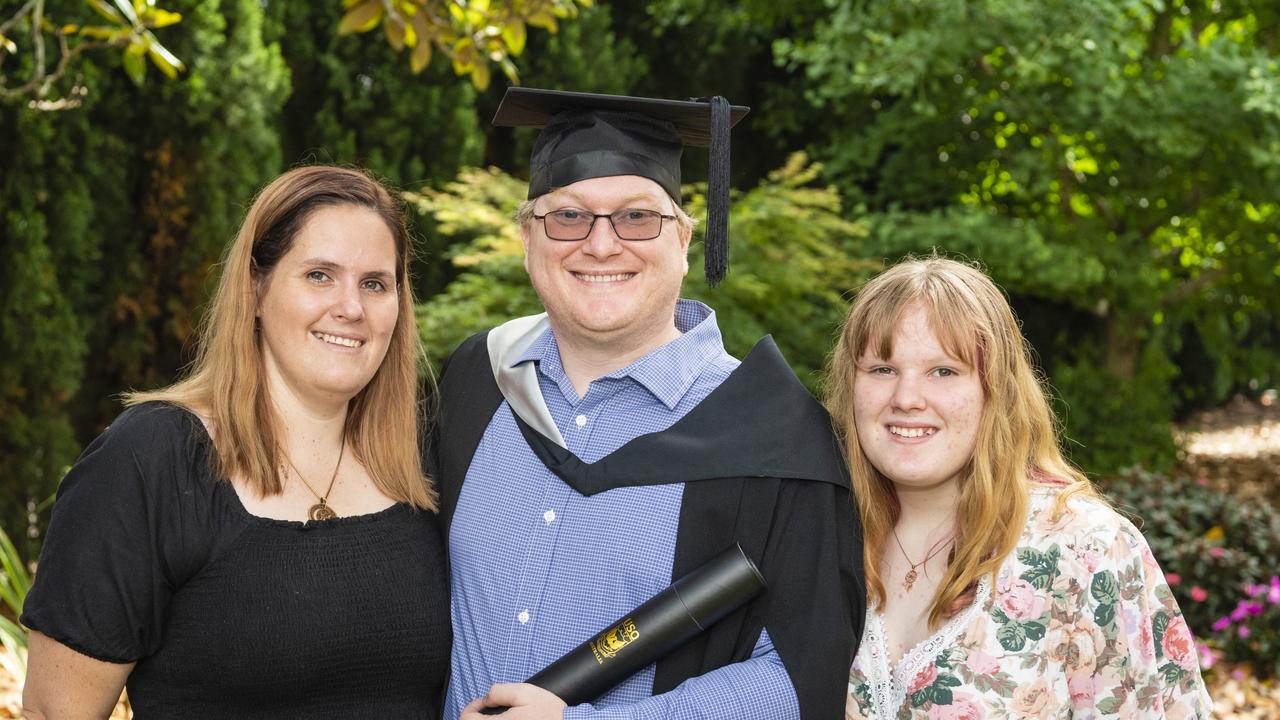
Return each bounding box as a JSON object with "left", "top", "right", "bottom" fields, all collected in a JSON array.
[
  {"left": 852, "top": 303, "right": 986, "bottom": 493},
  {"left": 255, "top": 204, "right": 400, "bottom": 408}
]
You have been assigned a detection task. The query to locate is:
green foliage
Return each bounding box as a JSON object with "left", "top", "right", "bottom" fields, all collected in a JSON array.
[
  {"left": 779, "top": 0, "right": 1280, "bottom": 471},
  {"left": 339, "top": 0, "right": 591, "bottom": 89},
  {"left": 412, "top": 154, "right": 874, "bottom": 389},
  {"left": 262, "top": 0, "right": 486, "bottom": 301},
  {"left": 0, "top": 0, "right": 290, "bottom": 546},
  {"left": 1210, "top": 578, "right": 1280, "bottom": 679},
  {"left": 1051, "top": 342, "right": 1180, "bottom": 472},
  {"left": 1102, "top": 467, "right": 1280, "bottom": 648},
  {"left": 0, "top": 525, "right": 33, "bottom": 679}
]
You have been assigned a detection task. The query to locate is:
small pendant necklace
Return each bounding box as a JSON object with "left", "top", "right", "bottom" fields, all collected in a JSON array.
[
  {"left": 281, "top": 429, "right": 345, "bottom": 521},
  {"left": 891, "top": 525, "right": 954, "bottom": 592}
]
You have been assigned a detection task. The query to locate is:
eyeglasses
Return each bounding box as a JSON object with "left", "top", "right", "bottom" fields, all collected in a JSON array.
[{"left": 533, "top": 208, "right": 677, "bottom": 241}]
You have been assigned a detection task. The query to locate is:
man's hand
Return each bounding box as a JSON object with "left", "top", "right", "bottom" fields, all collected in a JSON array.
[{"left": 460, "top": 683, "right": 569, "bottom": 720}]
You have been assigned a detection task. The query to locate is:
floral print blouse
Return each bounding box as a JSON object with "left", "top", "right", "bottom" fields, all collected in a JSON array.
[{"left": 847, "top": 490, "right": 1213, "bottom": 719}]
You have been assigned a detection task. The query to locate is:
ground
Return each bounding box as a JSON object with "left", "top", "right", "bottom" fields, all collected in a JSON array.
[{"left": 1177, "top": 390, "right": 1280, "bottom": 719}]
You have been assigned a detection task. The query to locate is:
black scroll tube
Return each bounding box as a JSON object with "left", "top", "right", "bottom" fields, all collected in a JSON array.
[{"left": 479, "top": 543, "right": 766, "bottom": 715}]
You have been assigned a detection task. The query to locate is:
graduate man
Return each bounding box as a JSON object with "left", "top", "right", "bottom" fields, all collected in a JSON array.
[{"left": 433, "top": 88, "right": 863, "bottom": 720}]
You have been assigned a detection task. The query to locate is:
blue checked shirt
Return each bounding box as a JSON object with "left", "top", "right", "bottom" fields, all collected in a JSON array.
[{"left": 444, "top": 300, "right": 801, "bottom": 720}]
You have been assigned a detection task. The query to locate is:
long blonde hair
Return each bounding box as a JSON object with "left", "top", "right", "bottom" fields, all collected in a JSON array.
[
  {"left": 127, "top": 166, "right": 436, "bottom": 510},
  {"left": 825, "top": 256, "right": 1093, "bottom": 627}
]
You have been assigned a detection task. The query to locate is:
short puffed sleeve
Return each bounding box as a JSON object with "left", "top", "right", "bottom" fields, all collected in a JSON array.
[{"left": 21, "top": 402, "right": 217, "bottom": 663}]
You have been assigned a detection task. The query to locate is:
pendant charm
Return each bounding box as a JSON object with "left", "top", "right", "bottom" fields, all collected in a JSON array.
[
  {"left": 903, "top": 568, "right": 918, "bottom": 592},
  {"left": 309, "top": 501, "right": 336, "bottom": 521}
]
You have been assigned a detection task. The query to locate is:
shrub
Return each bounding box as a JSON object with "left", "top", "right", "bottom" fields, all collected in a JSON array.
[
  {"left": 1101, "top": 468, "right": 1280, "bottom": 650},
  {"left": 1207, "top": 577, "right": 1280, "bottom": 678}
]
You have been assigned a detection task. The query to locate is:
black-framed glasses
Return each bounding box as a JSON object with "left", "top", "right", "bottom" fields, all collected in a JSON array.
[{"left": 533, "top": 208, "right": 677, "bottom": 241}]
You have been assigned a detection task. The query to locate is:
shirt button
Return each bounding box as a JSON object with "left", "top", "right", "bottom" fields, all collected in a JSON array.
[
  {"left": 543, "top": 509, "right": 556, "bottom": 524},
  {"left": 518, "top": 610, "right": 530, "bottom": 624},
  {"left": 574, "top": 414, "right": 587, "bottom": 427}
]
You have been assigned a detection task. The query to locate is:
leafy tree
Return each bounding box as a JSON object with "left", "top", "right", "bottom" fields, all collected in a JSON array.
[
  {"left": 263, "top": 1, "right": 487, "bottom": 300},
  {"left": 338, "top": 0, "right": 591, "bottom": 89},
  {"left": 411, "top": 154, "right": 874, "bottom": 390},
  {"left": 779, "top": 0, "right": 1280, "bottom": 470},
  {"left": 0, "top": 0, "right": 288, "bottom": 546},
  {"left": 0, "top": 0, "right": 184, "bottom": 109}
]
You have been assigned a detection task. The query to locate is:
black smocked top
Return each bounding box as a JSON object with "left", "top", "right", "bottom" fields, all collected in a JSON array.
[{"left": 21, "top": 402, "right": 450, "bottom": 718}]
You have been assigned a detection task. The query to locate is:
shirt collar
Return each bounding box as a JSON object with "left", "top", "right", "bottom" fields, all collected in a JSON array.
[{"left": 513, "top": 299, "right": 726, "bottom": 410}]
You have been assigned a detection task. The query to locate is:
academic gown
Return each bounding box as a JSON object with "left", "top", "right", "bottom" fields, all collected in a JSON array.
[{"left": 430, "top": 315, "right": 865, "bottom": 719}]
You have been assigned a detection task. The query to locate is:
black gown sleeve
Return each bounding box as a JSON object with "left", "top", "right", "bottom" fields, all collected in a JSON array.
[{"left": 21, "top": 403, "right": 207, "bottom": 663}]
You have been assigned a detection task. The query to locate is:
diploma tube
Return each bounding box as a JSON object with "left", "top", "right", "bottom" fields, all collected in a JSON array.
[{"left": 481, "top": 543, "right": 766, "bottom": 714}]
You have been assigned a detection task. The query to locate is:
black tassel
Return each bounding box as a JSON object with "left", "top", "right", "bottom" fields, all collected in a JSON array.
[{"left": 705, "top": 96, "right": 730, "bottom": 287}]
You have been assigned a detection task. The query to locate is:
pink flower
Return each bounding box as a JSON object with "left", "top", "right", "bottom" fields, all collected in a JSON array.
[
  {"left": 1190, "top": 586, "right": 1208, "bottom": 602},
  {"left": 1165, "top": 572, "right": 1182, "bottom": 586},
  {"left": 1067, "top": 672, "right": 1104, "bottom": 706},
  {"left": 965, "top": 649, "right": 1000, "bottom": 676},
  {"left": 1209, "top": 547, "right": 1226, "bottom": 558},
  {"left": 927, "top": 692, "right": 985, "bottom": 720},
  {"left": 1197, "top": 642, "right": 1217, "bottom": 670},
  {"left": 908, "top": 663, "right": 938, "bottom": 694},
  {"left": 1212, "top": 616, "right": 1232, "bottom": 632},
  {"left": 1238, "top": 625, "right": 1252, "bottom": 638},
  {"left": 1162, "top": 615, "right": 1199, "bottom": 673},
  {"left": 997, "top": 577, "right": 1046, "bottom": 620},
  {"left": 1269, "top": 576, "right": 1280, "bottom": 605},
  {"left": 1246, "top": 601, "right": 1265, "bottom": 616},
  {"left": 1230, "top": 601, "right": 1251, "bottom": 622}
]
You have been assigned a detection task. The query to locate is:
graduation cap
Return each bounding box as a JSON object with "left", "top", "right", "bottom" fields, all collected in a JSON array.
[{"left": 492, "top": 87, "right": 750, "bottom": 287}]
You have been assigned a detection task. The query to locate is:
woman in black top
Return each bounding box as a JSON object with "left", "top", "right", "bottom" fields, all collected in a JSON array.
[{"left": 21, "top": 166, "right": 449, "bottom": 718}]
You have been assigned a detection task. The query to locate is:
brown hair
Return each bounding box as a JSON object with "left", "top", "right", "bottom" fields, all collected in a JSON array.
[
  {"left": 127, "top": 166, "right": 436, "bottom": 510},
  {"left": 825, "top": 256, "right": 1094, "bottom": 627}
]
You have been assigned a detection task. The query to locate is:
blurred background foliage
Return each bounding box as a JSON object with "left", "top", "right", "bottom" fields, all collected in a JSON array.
[{"left": 1, "top": 0, "right": 1278, "bottom": 566}]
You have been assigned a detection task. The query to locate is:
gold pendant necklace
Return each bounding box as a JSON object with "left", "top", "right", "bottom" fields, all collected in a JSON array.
[
  {"left": 281, "top": 429, "right": 345, "bottom": 521},
  {"left": 891, "top": 526, "right": 953, "bottom": 592}
]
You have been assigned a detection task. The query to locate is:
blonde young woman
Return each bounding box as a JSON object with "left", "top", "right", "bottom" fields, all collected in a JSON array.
[
  {"left": 21, "top": 166, "right": 448, "bottom": 719},
  {"left": 827, "top": 257, "right": 1211, "bottom": 719}
]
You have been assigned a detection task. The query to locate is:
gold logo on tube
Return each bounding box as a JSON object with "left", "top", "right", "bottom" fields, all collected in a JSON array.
[{"left": 590, "top": 617, "right": 640, "bottom": 664}]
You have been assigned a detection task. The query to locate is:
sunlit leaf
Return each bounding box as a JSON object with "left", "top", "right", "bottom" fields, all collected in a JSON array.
[
  {"left": 384, "top": 15, "right": 406, "bottom": 51},
  {"left": 60, "top": 24, "right": 81, "bottom": 33},
  {"left": 86, "top": 0, "right": 126, "bottom": 24},
  {"left": 471, "top": 62, "right": 490, "bottom": 91},
  {"left": 338, "top": 0, "right": 384, "bottom": 35},
  {"left": 501, "top": 19, "right": 525, "bottom": 55},
  {"left": 0, "top": 34, "right": 15, "bottom": 54},
  {"left": 498, "top": 56, "right": 518, "bottom": 84},
  {"left": 122, "top": 41, "right": 147, "bottom": 86},
  {"left": 411, "top": 34, "right": 432, "bottom": 73},
  {"left": 142, "top": 30, "right": 184, "bottom": 71},
  {"left": 113, "top": 0, "right": 141, "bottom": 25},
  {"left": 77, "top": 25, "right": 126, "bottom": 40},
  {"left": 144, "top": 9, "right": 182, "bottom": 28},
  {"left": 411, "top": 9, "right": 432, "bottom": 47},
  {"left": 145, "top": 43, "right": 181, "bottom": 77},
  {"left": 526, "top": 10, "right": 556, "bottom": 32}
]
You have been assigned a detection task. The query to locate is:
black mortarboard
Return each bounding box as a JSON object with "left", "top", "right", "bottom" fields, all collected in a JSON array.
[{"left": 492, "top": 87, "right": 750, "bottom": 286}]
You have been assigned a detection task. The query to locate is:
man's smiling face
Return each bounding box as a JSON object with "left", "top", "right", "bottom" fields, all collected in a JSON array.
[{"left": 522, "top": 174, "right": 690, "bottom": 349}]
